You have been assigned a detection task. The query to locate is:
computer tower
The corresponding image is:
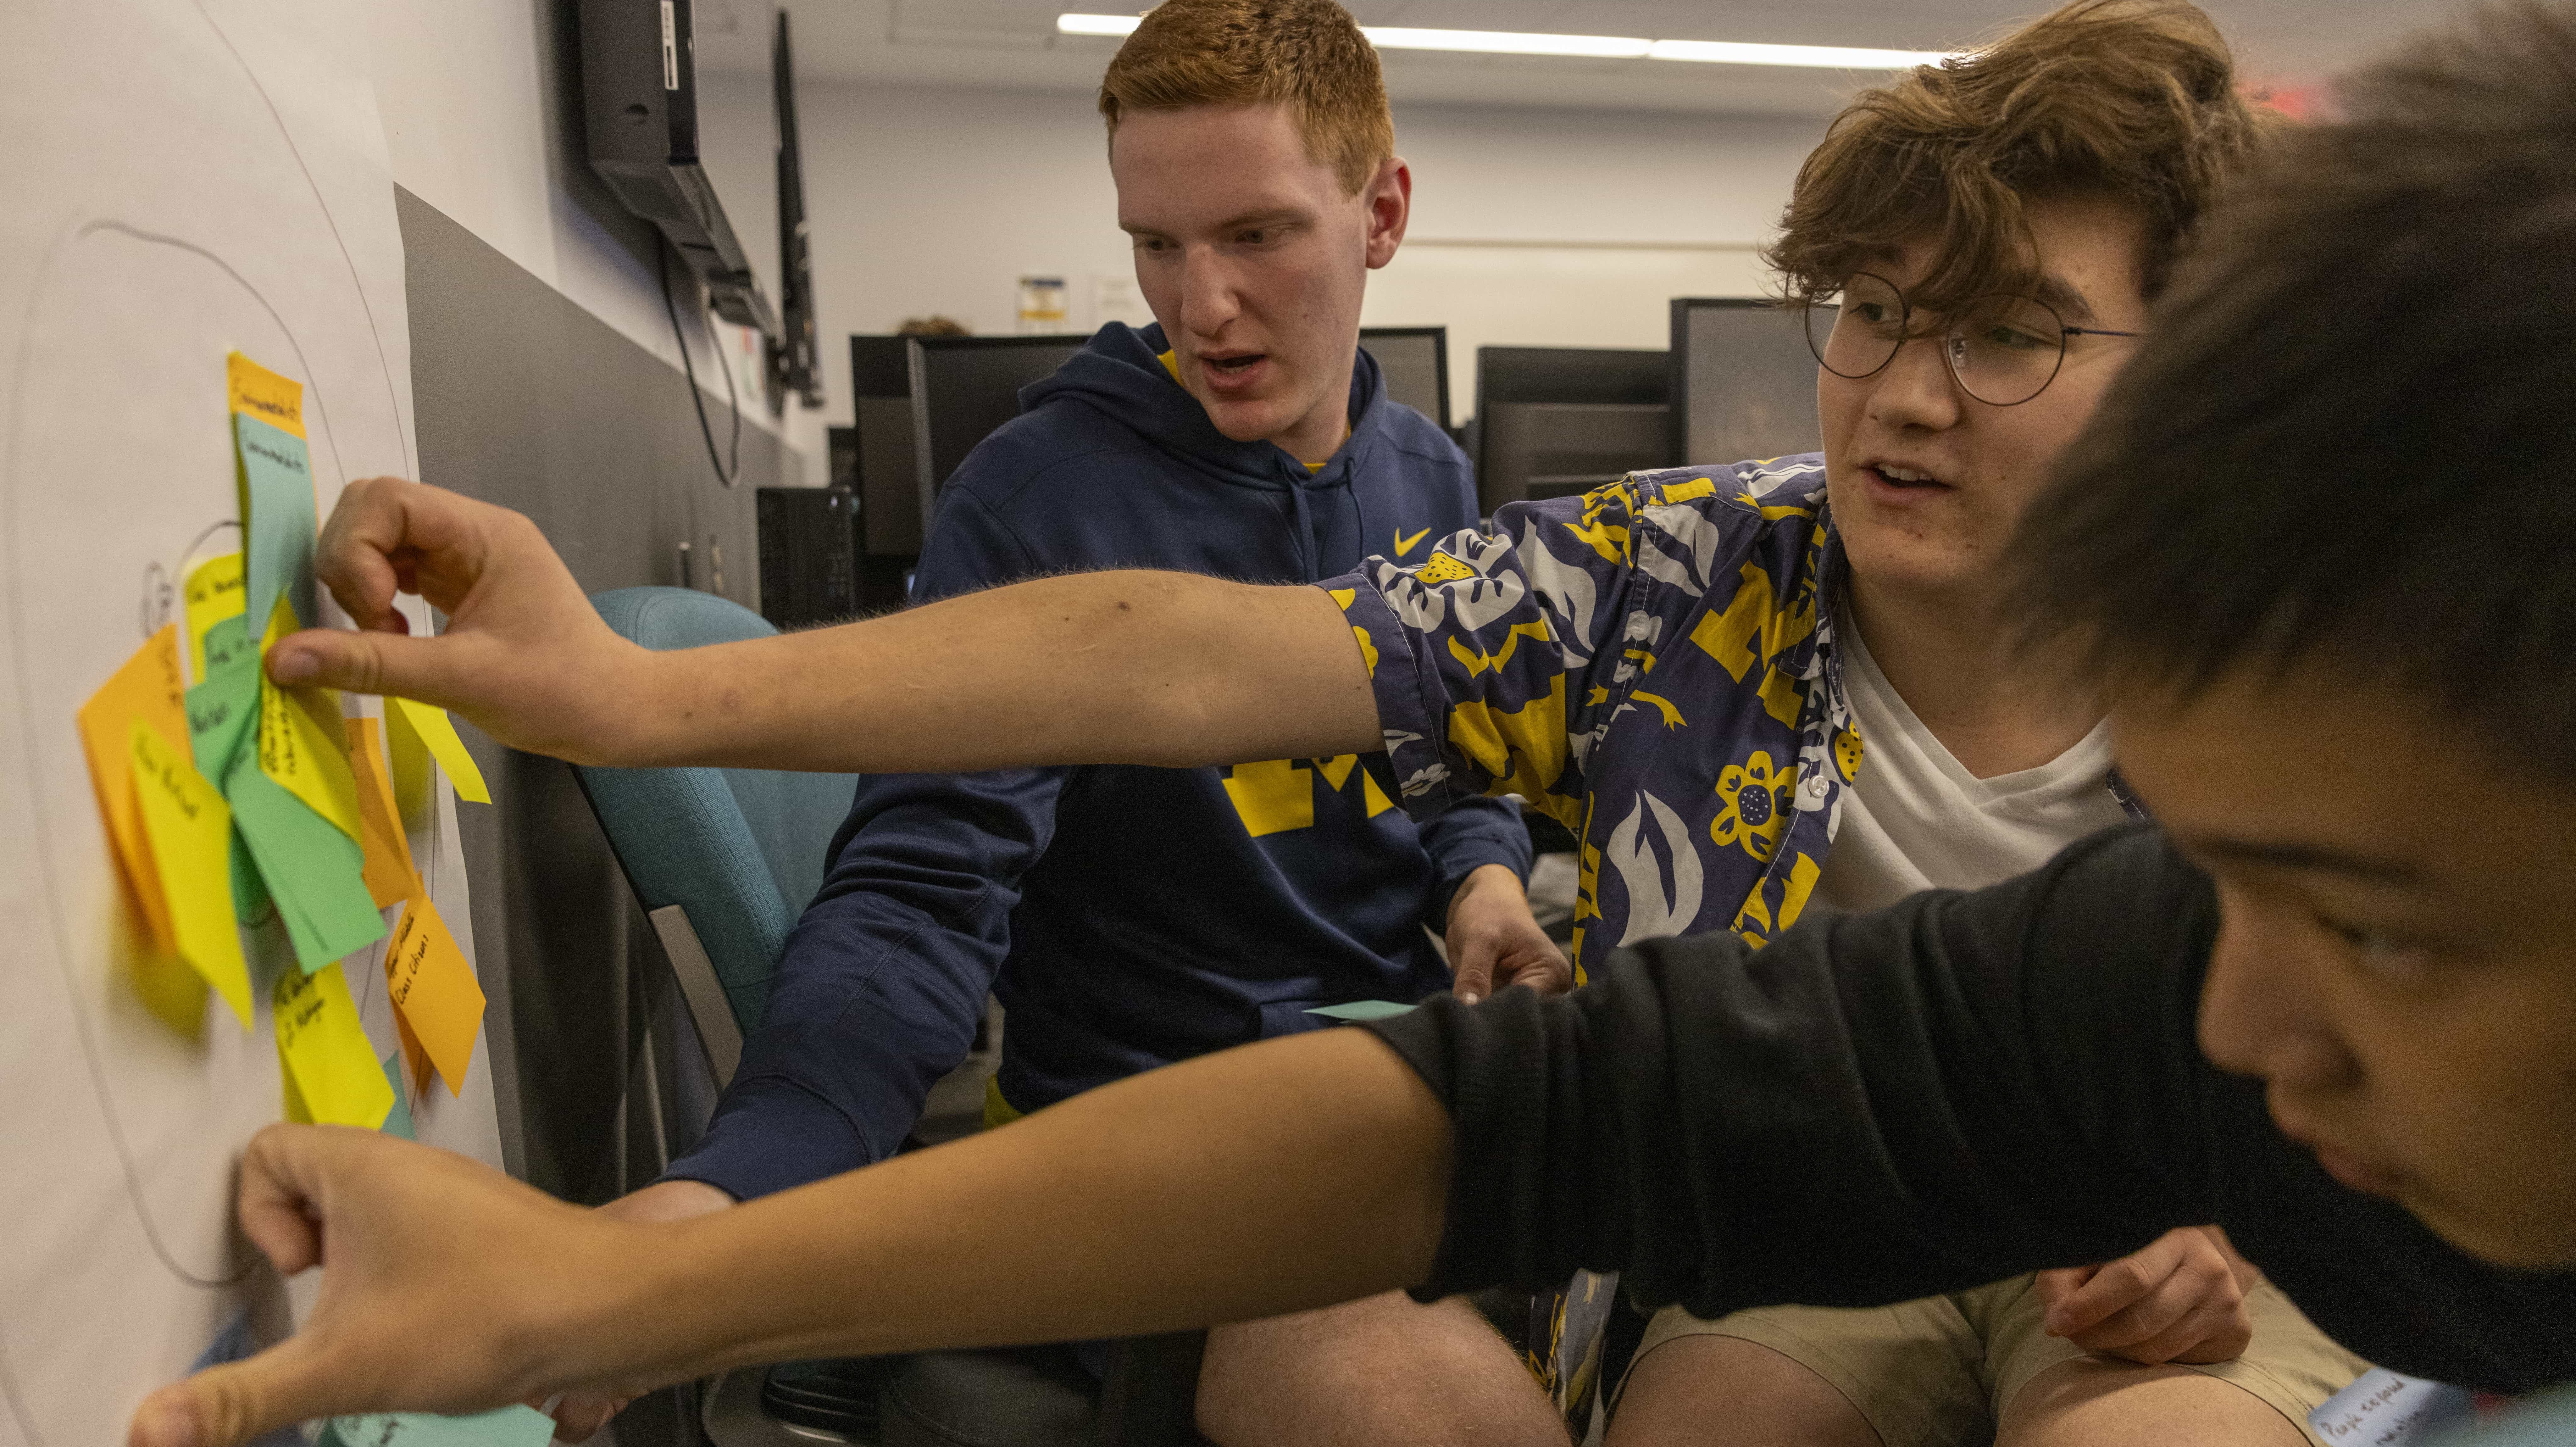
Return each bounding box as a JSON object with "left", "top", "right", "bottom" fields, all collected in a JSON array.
[{"left": 755, "top": 486, "right": 859, "bottom": 630}]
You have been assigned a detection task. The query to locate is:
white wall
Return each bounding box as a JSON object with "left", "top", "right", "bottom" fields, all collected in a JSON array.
[{"left": 783, "top": 81, "right": 1826, "bottom": 431}]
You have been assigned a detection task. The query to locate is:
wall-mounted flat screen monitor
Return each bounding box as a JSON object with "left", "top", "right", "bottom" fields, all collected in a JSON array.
[{"left": 1669, "top": 298, "right": 1824, "bottom": 468}]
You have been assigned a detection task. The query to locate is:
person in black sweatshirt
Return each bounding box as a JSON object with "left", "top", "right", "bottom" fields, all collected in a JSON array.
[{"left": 143, "top": 2, "right": 2576, "bottom": 1444}]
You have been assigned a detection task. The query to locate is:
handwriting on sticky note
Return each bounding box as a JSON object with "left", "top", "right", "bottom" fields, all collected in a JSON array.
[
  {"left": 129, "top": 723, "right": 251, "bottom": 1028},
  {"left": 231, "top": 352, "right": 317, "bottom": 637},
  {"left": 226, "top": 351, "right": 305, "bottom": 437},
  {"left": 188, "top": 615, "right": 260, "bottom": 784},
  {"left": 256, "top": 596, "right": 364, "bottom": 840},
  {"left": 390, "top": 696, "right": 491, "bottom": 804},
  {"left": 348, "top": 716, "right": 418, "bottom": 908},
  {"left": 2307, "top": 1369, "right": 2475, "bottom": 1445},
  {"left": 183, "top": 552, "right": 246, "bottom": 682},
  {"left": 77, "top": 626, "right": 191, "bottom": 950},
  {"left": 386, "top": 893, "right": 484, "bottom": 1096},
  {"left": 273, "top": 961, "right": 392, "bottom": 1130}
]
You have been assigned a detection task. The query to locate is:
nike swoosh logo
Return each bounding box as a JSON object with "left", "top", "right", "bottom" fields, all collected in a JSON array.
[{"left": 1394, "top": 526, "right": 1430, "bottom": 557}]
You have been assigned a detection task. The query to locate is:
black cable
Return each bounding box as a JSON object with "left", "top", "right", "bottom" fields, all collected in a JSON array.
[{"left": 657, "top": 231, "right": 741, "bottom": 486}]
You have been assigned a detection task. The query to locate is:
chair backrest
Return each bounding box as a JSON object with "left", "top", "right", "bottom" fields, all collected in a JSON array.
[{"left": 574, "top": 587, "right": 861, "bottom": 1036}]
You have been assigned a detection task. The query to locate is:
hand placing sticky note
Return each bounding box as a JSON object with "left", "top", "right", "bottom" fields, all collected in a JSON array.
[
  {"left": 385, "top": 893, "right": 484, "bottom": 1096},
  {"left": 348, "top": 716, "right": 418, "bottom": 909},
  {"left": 389, "top": 696, "right": 491, "bottom": 804},
  {"left": 128, "top": 723, "right": 251, "bottom": 1028},
  {"left": 77, "top": 626, "right": 190, "bottom": 950},
  {"left": 273, "top": 961, "right": 393, "bottom": 1130}
]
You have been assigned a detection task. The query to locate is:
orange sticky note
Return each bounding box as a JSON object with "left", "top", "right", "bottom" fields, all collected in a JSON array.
[
  {"left": 347, "top": 717, "right": 418, "bottom": 909},
  {"left": 384, "top": 893, "right": 484, "bottom": 1096},
  {"left": 226, "top": 351, "right": 305, "bottom": 438},
  {"left": 393, "top": 1007, "right": 433, "bottom": 1097},
  {"left": 129, "top": 722, "right": 253, "bottom": 1028},
  {"left": 77, "top": 626, "right": 190, "bottom": 949}
]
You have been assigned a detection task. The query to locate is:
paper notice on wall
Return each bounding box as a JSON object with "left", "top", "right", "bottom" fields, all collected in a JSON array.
[
  {"left": 389, "top": 696, "right": 491, "bottom": 804},
  {"left": 77, "top": 626, "right": 191, "bottom": 951},
  {"left": 384, "top": 893, "right": 483, "bottom": 1096},
  {"left": 272, "top": 961, "right": 393, "bottom": 1130},
  {"left": 128, "top": 722, "right": 252, "bottom": 1027}
]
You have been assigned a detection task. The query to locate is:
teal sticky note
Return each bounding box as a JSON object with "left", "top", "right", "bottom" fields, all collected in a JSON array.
[
  {"left": 324, "top": 1407, "right": 556, "bottom": 1447},
  {"left": 235, "top": 412, "right": 316, "bottom": 637},
  {"left": 379, "top": 1053, "right": 415, "bottom": 1141},
  {"left": 1304, "top": 999, "right": 1418, "bottom": 1022},
  {"left": 225, "top": 752, "right": 386, "bottom": 971}
]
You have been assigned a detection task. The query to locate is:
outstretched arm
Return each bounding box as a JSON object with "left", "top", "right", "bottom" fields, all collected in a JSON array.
[
  {"left": 267, "top": 478, "right": 1377, "bottom": 771},
  {"left": 132, "top": 1028, "right": 1450, "bottom": 1447}
]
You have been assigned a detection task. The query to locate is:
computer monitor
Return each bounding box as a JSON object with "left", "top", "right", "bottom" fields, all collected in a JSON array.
[
  {"left": 908, "top": 335, "right": 1088, "bottom": 527},
  {"left": 1669, "top": 298, "right": 1824, "bottom": 468},
  {"left": 1358, "top": 326, "right": 1450, "bottom": 431},
  {"left": 847, "top": 336, "right": 920, "bottom": 556},
  {"left": 1472, "top": 347, "right": 1673, "bottom": 515}
]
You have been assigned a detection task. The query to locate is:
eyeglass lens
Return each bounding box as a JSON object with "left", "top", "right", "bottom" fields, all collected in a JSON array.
[{"left": 1802, "top": 272, "right": 2071, "bottom": 406}]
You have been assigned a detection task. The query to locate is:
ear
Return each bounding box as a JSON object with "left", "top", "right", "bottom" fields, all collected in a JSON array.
[{"left": 1362, "top": 157, "right": 1412, "bottom": 270}]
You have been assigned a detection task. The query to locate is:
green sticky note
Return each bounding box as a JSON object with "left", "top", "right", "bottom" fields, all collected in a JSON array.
[
  {"left": 235, "top": 412, "right": 316, "bottom": 638},
  {"left": 187, "top": 614, "right": 259, "bottom": 782},
  {"left": 380, "top": 1053, "right": 415, "bottom": 1141},
  {"left": 323, "top": 1407, "right": 556, "bottom": 1447},
  {"left": 226, "top": 751, "right": 385, "bottom": 972},
  {"left": 1304, "top": 999, "right": 1418, "bottom": 1022}
]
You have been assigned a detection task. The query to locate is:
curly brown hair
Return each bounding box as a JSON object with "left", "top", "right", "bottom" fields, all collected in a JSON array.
[
  {"left": 1097, "top": 0, "right": 1395, "bottom": 196},
  {"left": 1767, "top": 0, "right": 2266, "bottom": 314}
]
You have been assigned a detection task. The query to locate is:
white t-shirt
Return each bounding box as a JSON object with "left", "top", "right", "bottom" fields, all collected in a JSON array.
[{"left": 1817, "top": 628, "right": 2132, "bottom": 913}]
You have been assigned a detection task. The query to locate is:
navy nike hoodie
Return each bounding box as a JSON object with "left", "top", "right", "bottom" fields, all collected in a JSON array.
[{"left": 665, "top": 323, "right": 1529, "bottom": 1200}]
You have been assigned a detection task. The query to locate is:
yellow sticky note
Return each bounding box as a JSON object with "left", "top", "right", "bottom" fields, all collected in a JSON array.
[
  {"left": 226, "top": 351, "right": 305, "bottom": 438},
  {"left": 77, "top": 626, "right": 190, "bottom": 950},
  {"left": 273, "top": 961, "right": 393, "bottom": 1129},
  {"left": 183, "top": 553, "right": 247, "bottom": 683},
  {"left": 347, "top": 717, "right": 419, "bottom": 909},
  {"left": 390, "top": 696, "right": 491, "bottom": 805},
  {"left": 384, "top": 893, "right": 484, "bottom": 1097},
  {"left": 256, "top": 596, "right": 364, "bottom": 840},
  {"left": 128, "top": 723, "right": 252, "bottom": 1028}
]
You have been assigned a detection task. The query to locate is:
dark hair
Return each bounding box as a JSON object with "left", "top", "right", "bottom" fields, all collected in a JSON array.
[
  {"left": 1768, "top": 0, "right": 2264, "bottom": 314},
  {"left": 2010, "top": 2, "right": 2576, "bottom": 776},
  {"left": 1099, "top": 0, "right": 1394, "bottom": 196}
]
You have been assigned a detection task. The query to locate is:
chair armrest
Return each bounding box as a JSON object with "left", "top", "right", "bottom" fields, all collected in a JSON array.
[{"left": 649, "top": 904, "right": 747, "bottom": 1089}]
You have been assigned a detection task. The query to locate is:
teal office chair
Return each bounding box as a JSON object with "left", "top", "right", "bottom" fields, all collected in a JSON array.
[{"left": 573, "top": 586, "right": 1207, "bottom": 1447}]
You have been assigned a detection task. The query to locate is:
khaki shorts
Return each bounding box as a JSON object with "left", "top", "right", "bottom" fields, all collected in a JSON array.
[{"left": 1621, "top": 1275, "right": 2369, "bottom": 1447}]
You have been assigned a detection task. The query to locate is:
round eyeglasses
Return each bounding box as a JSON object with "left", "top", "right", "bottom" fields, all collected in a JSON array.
[{"left": 1802, "top": 271, "right": 2143, "bottom": 407}]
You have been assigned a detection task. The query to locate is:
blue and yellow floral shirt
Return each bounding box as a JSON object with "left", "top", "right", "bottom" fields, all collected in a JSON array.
[{"left": 1333, "top": 457, "right": 1858, "bottom": 980}]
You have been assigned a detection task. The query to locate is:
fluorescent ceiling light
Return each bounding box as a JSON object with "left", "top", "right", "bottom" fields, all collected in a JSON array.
[
  {"left": 1057, "top": 16, "right": 1949, "bottom": 69},
  {"left": 1646, "top": 38, "right": 1950, "bottom": 68},
  {"left": 1361, "top": 27, "right": 1652, "bottom": 59}
]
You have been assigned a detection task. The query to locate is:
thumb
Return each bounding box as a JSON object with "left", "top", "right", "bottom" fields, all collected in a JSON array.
[
  {"left": 1450, "top": 939, "right": 1493, "bottom": 1007},
  {"left": 131, "top": 1341, "right": 336, "bottom": 1447},
  {"left": 267, "top": 625, "right": 466, "bottom": 706}
]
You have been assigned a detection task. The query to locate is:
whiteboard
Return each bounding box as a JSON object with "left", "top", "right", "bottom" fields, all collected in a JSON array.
[
  {"left": 0, "top": 1, "right": 502, "bottom": 1439},
  {"left": 1359, "top": 240, "right": 1776, "bottom": 420}
]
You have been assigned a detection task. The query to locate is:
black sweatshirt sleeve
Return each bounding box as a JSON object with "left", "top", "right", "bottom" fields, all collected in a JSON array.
[{"left": 1366, "top": 824, "right": 2576, "bottom": 1394}]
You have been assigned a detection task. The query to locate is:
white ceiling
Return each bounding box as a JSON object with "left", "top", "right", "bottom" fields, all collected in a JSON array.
[{"left": 697, "top": 0, "right": 2489, "bottom": 116}]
